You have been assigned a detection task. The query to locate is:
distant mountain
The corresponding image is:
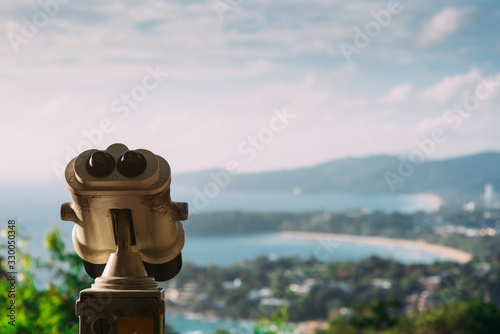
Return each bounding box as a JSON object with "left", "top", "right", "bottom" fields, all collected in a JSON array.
[{"left": 172, "top": 152, "right": 500, "bottom": 198}]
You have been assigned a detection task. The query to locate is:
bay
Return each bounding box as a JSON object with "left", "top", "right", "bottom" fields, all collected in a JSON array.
[
  {"left": 182, "top": 233, "right": 450, "bottom": 266},
  {"left": 0, "top": 187, "right": 441, "bottom": 267}
]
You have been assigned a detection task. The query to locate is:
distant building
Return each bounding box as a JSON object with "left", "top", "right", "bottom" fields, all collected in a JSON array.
[
  {"left": 259, "top": 297, "right": 289, "bottom": 310},
  {"left": 222, "top": 278, "right": 242, "bottom": 290},
  {"left": 474, "top": 262, "right": 492, "bottom": 277},
  {"left": 463, "top": 201, "right": 475, "bottom": 212},
  {"left": 417, "top": 291, "right": 438, "bottom": 311},
  {"left": 325, "top": 280, "right": 353, "bottom": 293},
  {"left": 164, "top": 288, "right": 196, "bottom": 305},
  {"left": 213, "top": 300, "right": 226, "bottom": 309},
  {"left": 404, "top": 293, "right": 419, "bottom": 314},
  {"left": 419, "top": 276, "right": 441, "bottom": 292},
  {"left": 339, "top": 307, "right": 353, "bottom": 317},
  {"left": 248, "top": 287, "right": 272, "bottom": 301},
  {"left": 370, "top": 278, "right": 392, "bottom": 290},
  {"left": 484, "top": 184, "right": 494, "bottom": 208},
  {"left": 289, "top": 283, "right": 310, "bottom": 295},
  {"left": 434, "top": 224, "right": 480, "bottom": 237},
  {"left": 289, "top": 279, "right": 353, "bottom": 295}
]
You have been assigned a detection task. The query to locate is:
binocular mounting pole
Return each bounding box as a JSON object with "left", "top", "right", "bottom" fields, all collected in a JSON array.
[{"left": 76, "top": 209, "right": 165, "bottom": 334}]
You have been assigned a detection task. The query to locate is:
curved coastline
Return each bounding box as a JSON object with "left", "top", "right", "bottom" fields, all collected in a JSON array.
[{"left": 280, "top": 231, "right": 473, "bottom": 264}]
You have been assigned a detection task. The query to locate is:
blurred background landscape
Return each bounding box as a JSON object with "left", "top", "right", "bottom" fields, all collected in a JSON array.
[{"left": 1, "top": 0, "right": 500, "bottom": 333}]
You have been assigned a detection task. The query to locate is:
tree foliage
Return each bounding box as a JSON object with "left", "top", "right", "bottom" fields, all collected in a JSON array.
[
  {"left": 322, "top": 297, "right": 500, "bottom": 334},
  {"left": 0, "top": 227, "right": 178, "bottom": 333},
  {"left": 0, "top": 227, "right": 91, "bottom": 333}
]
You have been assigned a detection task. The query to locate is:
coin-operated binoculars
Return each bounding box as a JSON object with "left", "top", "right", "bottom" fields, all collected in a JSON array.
[{"left": 60, "top": 143, "right": 188, "bottom": 334}]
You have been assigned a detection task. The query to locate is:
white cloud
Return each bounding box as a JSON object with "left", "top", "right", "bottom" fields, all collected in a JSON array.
[
  {"left": 419, "top": 69, "right": 481, "bottom": 103},
  {"left": 418, "top": 7, "right": 474, "bottom": 47},
  {"left": 414, "top": 116, "right": 448, "bottom": 136},
  {"left": 379, "top": 83, "right": 413, "bottom": 104},
  {"left": 1, "top": 1, "right": 500, "bottom": 182},
  {"left": 168, "top": 59, "right": 279, "bottom": 81}
]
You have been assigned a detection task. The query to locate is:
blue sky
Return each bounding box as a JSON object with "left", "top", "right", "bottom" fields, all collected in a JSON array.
[{"left": 1, "top": 0, "right": 499, "bottom": 183}]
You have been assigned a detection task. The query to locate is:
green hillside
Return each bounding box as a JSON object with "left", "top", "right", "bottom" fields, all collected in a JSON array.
[{"left": 173, "top": 152, "right": 500, "bottom": 198}]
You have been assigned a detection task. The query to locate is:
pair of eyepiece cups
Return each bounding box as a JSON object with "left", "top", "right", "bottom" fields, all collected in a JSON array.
[{"left": 86, "top": 150, "right": 147, "bottom": 178}]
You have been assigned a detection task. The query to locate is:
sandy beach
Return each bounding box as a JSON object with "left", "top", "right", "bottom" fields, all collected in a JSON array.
[{"left": 280, "top": 231, "right": 473, "bottom": 263}]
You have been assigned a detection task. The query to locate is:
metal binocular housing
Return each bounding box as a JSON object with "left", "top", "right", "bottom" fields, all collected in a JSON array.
[{"left": 61, "top": 143, "right": 188, "bottom": 281}]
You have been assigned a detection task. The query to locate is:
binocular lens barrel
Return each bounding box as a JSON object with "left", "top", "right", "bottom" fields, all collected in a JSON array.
[
  {"left": 86, "top": 150, "right": 148, "bottom": 178},
  {"left": 117, "top": 151, "right": 147, "bottom": 177},
  {"left": 86, "top": 151, "right": 115, "bottom": 177}
]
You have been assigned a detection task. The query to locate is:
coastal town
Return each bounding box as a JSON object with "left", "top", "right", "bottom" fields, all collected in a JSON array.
[
  {"left": 159, "top": 204, "right": 500, "bottom": 333},
  {"left": 161, "top": 253, "right": 499, "bottom": 332}
]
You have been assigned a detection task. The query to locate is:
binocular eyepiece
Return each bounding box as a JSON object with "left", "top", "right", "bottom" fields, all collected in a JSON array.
[
  {"left": 86, "top": 149, "right": 149, "bottom": 178},
  {"left": 61, "top": 143, "right": 188, "bottom": 281}
]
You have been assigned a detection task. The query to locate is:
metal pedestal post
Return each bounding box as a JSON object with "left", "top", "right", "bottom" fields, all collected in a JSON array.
[{"left": 76, "top": 210, "right": 166, "bottom": 334}]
